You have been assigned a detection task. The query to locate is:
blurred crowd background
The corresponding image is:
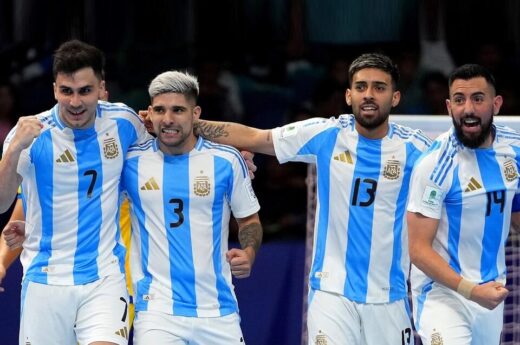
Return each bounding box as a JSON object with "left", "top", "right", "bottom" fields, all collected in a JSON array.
[{"left": 1, "top": 0, "right": 520, "bottom": 240}]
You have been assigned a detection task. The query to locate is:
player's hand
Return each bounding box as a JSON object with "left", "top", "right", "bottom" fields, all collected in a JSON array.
[
  {"left": 226, "top": 247, "right": 255, "bottom": 279},
  {"left": 9, "top": 116, "right": 43, "bottom": 152},
  {"left": 3, "top": 220, "right": 26, "bottom": 250},
  {"left": 138, "top": 110, "right": 154, "bottom": 134},
  {"left": 240, "top": 151, "right": 257, "bottom": 180},
  {"left": 470, "top": 281, "right": 509, "bottom": 310}
]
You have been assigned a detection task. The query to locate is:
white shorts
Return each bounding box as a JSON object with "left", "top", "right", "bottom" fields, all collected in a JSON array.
[
  {"left": 307, "top": 289, "right": 414, "bottom": 345},
  {"left": 413, "top": 283, "right": 503, "bottom": 345},
  {"left": 20, "top": 274, "right": 130, "bottom": 345},
  {"left": 133, "top": 310, "right": 245, "bottom": 345}
]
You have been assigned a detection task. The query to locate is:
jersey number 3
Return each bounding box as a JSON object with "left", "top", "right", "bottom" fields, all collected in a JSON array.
[{"left": 169, "top": 198, "right": 184, "bottom": 228}]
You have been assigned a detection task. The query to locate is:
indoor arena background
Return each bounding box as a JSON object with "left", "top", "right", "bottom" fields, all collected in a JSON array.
[{"left": 1, "top": 1, "right": 520, "bottom": 344}]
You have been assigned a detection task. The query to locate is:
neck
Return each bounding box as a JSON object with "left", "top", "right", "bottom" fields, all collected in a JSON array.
[{"left": 355, "top": 122, "right": 389, "bottom": 139}]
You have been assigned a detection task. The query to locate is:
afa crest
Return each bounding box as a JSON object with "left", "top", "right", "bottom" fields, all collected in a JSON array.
[
  {"left": 194, "top": 176, "right": 211, "bottom": 196},
  {"left": 383, "top": 159, "right": 401, "bottom": 180},
  {"left": 103, "top": 137, "right": 119, "bottom": 159},
  {"left": 503, "top": 159, "right": 518, "bottom": 182},
  {"left": 431, "top": 331, "right": 443, "bottom": 345}
]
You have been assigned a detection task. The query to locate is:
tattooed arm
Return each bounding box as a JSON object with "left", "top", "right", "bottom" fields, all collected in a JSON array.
[
  {"left": 226, "top": 213, "right": 263, "bottom": 279},
  {"left": 194, "top": 120, "right": 275, "bottom": 156}
]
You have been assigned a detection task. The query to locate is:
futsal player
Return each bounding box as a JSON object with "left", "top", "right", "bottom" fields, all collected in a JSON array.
[
  {"left": 407, "top": 64, "right": 519, "bottom": 344},
  {"left": 173, "top": 53, "right": 432, "bottom": 345},
  {"left": 0, "top": 39, "right": 153, "bottom": 345},
  {"left": 122, "top": 70, "right": 262, "bottom": 344}
]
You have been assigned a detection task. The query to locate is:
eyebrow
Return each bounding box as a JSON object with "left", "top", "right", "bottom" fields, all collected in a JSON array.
[
  {"left": 452, "top": 91, "right": 485, "bottom": 97},
  {"left": 58, "top": 85, "right": 93, "bottom": 90},
  {"left": 353, "top": 81, "right": 388, "bottom": 86}
]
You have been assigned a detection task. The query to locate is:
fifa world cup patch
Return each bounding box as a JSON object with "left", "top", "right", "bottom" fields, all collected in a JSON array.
[
  {"left": 421, "top": 186, "right": 443, "bottom": 210},
  {"left": 280, "top": 124, "right": 299, "bottom": 138},
  {"left": 245, "top": 180, "right": 257, "bottom": 203}
]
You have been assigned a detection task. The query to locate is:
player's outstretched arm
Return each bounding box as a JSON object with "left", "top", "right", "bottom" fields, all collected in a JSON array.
[
  {"left": 226, "top": 213, "right": 263, "bottom": 279},
  {"left": 0, "top": 199, "right": 24, "bottom": 292},
  {"left": 194, "top": 120, "right": 275, "bottom": 156},
  {"left": 408, "top": 211, "right": 508, "bottom": 310}
]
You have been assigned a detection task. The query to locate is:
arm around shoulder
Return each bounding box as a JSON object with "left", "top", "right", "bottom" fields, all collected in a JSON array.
[{"left": 195, "top": 120, "right": 275, "bottom": 155}]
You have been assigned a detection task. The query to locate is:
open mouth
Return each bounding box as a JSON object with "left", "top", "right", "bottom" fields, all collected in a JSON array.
[
  {"left": 360, "top": 103, "right": 378, "bottom": 112},
  {"left": 462, "top": 117, "right": 480, "bottom": 128},
  {"left": 68, "top": 109, "right": 86, "bottom": 116},
  {"left": 162, "top": 128, "right": 180, "bottom": 135}
]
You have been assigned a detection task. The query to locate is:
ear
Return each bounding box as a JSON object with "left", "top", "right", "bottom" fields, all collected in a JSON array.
[
  {"left": 446, "top": 99, "right": 452, "bottom": 117},
  {"left": 53, "top": 82, "right": 58, "bottom": 101},
  {"left": 345, "top": 89, "right": 352, "bottom": 106},
  {"left": 391, "top": 90, "right": 401, "bottom": 107},
  {"left": 98, "top": 80, "right": 106, "bottom": 101},
  {"left": 493, "top": 95, "right": 503, "bottom": 115},
  {"left": 193, "top": 105, "right": 201, "bottom": 121}
]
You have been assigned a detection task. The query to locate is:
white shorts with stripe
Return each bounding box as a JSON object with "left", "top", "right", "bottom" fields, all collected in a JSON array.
[
  {"left": 133, "top": 310, "right": 245, "bottom": 345},
  {"left": 413, "top": 283, "right": 503, "bottom": 345},
  {"left": 307, "top": 289, "right": 414, "bottom": 345},
  {"left": 20, "top": 274, "right": 130, "bottom": 345}
]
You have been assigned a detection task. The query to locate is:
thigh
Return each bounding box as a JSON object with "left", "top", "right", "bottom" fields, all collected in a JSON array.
[
  {"left": 360, "top": 299, "right": 414, "bottom": 345},
  {"left": 75, "top": 274, "right": 130, "bottom": 345},
  {"left": 192, "top": 313, "right": 245, "bottom": 345},
  {"left": 416, "top": 287, "right": 471, "bottom": 345},
  {"left": 472, "top": 302, "right": 503, "bottom": 345},
  {"left": 19, "top": 280, "right": 77, "bottom": 345},
  {"left": 133, "top": 311, "right": 187, "bottom": 345},
  {"left": 307, "top": 289, "right": 360, "bottom": 345}
]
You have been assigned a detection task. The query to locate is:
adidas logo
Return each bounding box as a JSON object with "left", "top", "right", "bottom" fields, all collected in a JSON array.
[
  {"left": 465, "top": 177, "right": 482, "bottom": 192},
  {"left": 140, "top": 177, "right": 160, "bottom": 190},
  {"left": 56, "top": 149, "right": 75, "bottom": 163},
  {"left": 333, "top": 150, "right": 353, "bottom": 164},
  {"left": 115, "top": 326, "right": 129, "bottom": 339}
]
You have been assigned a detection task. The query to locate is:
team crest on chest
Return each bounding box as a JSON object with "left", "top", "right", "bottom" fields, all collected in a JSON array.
[
  {"left": 194, "top": 175, "right": 211, "bottom": 196},
  {"left": 431, "top": 330, "right": 443, "bottom": 345},
  {"left": 383, "top": 159, "right": 401, "bottom": 180},
  {"left": 103, "top": 137, "right": 119, "bottom": 159},
  {"left": 503, "top": 159, "right": 518, "bottom": 182}
]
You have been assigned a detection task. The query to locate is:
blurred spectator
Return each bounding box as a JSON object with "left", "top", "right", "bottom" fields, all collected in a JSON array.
[
  {"left": 408, "top": 71, "right": 449, "bottom": 115},
  {"left": 197, "top": 59, "right": 244, "bottom": 122},
  {"left": 0, "top": 81, "right": 18, "bottom": 153},
  {"left": 419, "top": 71, "right": 449, "bottom": 115},
  {"left": 393, "top": 47, "right": 424, "bottom": 114}
]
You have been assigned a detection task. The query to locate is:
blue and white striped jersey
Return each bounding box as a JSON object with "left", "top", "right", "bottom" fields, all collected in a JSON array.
[
  {"left": 2, "top": 101, "right": 152, "bottom": 285},
  {"left": 122, "top": 137, "right": 260, "bottom": 317},
  {"left": 272, "top": 114, "right": 432, "bottom": 303},
  {"left": 408, "top": 125, "right": 520, "bottom": 294}
]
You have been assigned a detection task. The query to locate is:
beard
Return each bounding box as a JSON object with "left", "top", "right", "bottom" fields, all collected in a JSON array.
[
  {"left": 452, "top": 115, "right": 493, "bottom": 148},
  {"left": 353, "top": 105, "right": 390, "bottom": 130}
]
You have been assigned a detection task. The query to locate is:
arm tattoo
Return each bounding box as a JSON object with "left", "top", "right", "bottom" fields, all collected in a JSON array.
[
  {"left": 238, "top": 223, "right": 263, "bottom": 253},
  {"left": 194, "top": 121, "right": 229, "bottom": 140}
]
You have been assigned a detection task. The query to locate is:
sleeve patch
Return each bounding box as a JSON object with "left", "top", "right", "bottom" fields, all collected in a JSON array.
[
  {"left": 280, "top": 124, "right": 298, "bottom": 139},
  {"left": 421, "top": 186, "right": 443, "bottom": 210}
]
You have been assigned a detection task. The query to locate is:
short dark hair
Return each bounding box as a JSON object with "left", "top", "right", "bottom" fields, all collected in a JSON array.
[
  {"left": 53, "top": 40, "right": 105, "bottom": 80},
  {"left": 448, "top": 64, "right": 496, "bottom": 91},
  {"left": 348, "top": 53, "right": 400, "bottom": 90}
]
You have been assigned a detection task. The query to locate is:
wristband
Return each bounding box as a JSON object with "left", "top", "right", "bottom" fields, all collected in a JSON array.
[{"left": 457, "top": 278, "right": 477, "bottom": 299}]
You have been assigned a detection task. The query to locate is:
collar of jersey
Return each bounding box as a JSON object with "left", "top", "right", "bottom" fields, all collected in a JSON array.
[
  {"left": 51, "top": 103, "right": 100, "bottom": 132},
  {"left": 153, "top": 136, "right": 204, "bottom": 154}
]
